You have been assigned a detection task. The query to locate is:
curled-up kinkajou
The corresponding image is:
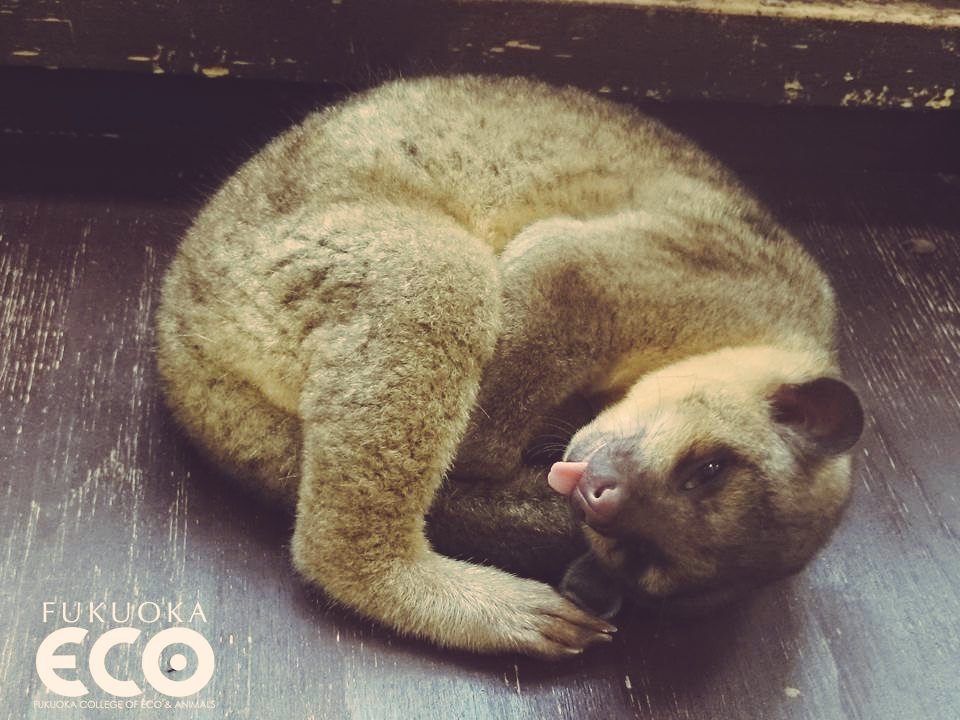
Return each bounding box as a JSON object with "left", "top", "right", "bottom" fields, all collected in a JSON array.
[{"left": 156, "top": 75, "right": 863, "bottom": 658}]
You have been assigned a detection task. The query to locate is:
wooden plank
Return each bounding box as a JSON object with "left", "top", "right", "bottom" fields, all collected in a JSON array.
[
  {"left": 0, "top": 82, "right": 959, "bottom": 719},
  {"left": 383, "top": 0, "right": 960, "bottom": 109},
  {"left": 0, "top": 0, "right": 958, "bottom": 109},
  {"left": 0, "top": 0, "right": 360, "bottom": 81},
  {"left": 569, "top": 0, "right": 960, "bottom": 27}
]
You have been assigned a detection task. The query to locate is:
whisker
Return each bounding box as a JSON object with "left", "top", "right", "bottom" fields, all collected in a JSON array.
[{"left": 533, "top": 415, "right": 579, "bottom": 433}]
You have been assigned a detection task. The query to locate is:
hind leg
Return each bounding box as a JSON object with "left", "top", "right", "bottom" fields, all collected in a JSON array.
[
  {"left": 289, "top": 205, "right": 615, "bottom": 657},
  {"left": 156, "top": 319, "right": 302, "bottom": 504}
]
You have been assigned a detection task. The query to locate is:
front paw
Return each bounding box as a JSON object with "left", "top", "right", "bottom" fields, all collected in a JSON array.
[
  {"left": 494, "top": 578, "right": 618, "bottom": 660},
  {"left": 293, "top": 548, "right": 615, "bottom": 660}
]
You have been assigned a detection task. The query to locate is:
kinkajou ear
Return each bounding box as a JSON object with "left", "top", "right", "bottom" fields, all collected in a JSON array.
[
  {"left": 770, "top": 377, "right": 864, "bottom": 456},
  {"left": 560, "top": 552, "right": 625, "bottom": 620}
]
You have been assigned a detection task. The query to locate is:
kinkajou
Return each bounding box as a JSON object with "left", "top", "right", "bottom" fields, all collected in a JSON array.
[{"left": 156, "top": 75, "right": 862, "bottom": 658}]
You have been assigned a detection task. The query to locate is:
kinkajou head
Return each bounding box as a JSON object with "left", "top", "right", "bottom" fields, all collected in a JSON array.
[{"left": 550, "top": 345, "right": 864, "bottom": 618}]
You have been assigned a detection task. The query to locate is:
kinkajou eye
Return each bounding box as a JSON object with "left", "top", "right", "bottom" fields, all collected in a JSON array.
[{"left": 680, "top": 458, "right": 726, "bottom": 491}]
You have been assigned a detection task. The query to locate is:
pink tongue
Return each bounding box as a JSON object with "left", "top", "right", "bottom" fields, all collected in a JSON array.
[{"left": 547, "top": 461, "right": 588, "bottom": 496}]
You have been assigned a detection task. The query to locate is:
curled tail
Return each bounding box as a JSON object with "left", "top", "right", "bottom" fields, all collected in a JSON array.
[{"left": 427, "top": 468, "right": 585, "bottom": 585}]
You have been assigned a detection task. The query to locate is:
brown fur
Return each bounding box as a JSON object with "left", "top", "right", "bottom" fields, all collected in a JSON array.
[{"left": 155, "top": 75, "right": 861, "bottom": 657}]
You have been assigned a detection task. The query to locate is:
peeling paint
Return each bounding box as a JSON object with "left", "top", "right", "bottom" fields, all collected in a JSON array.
[
  {"left": 925, "top": 88, "right": 955, "bottom": 109},
  {"left": 25, "top": 15, "right": 75, "bottom": 38},
  {"left": 616, "top": 1, "right": 960, "bottom": 29},
  {"left": 129, "top": 48, "right": 165, "bottom": 74},
  {"left": 840, "top": 85, "right": 890, "bottom": 107},
  {"left": 783, "top": 78, "right": 805, "bottom": 102},
  {"left": 10, "top": 49, "right": 40, "bottom": 57},
  {"left": 838, "top": 84, "right": 954, "bottom": 110},
  {"left": 201, "top": 66, "right": 231, "bottom": 78},
  {"left": 148, "top": 45, "right": 166, "bottom": 74},
  {"left": 505, "top": 40, "right": 542, "bottom": 51}
]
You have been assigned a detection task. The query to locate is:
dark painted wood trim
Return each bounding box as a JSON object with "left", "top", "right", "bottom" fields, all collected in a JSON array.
[{"left": 1, "top": 0, "right": 958, "bottom": 109}]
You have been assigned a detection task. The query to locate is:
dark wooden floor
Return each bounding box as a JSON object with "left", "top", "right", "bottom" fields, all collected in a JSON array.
[{"left": 1, "top": 70, "right": 958, "bottom": 720}]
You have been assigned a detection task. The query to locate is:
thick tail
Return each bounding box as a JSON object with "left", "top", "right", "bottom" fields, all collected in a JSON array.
[{"left": 427, "top": 467, "right": 585, "bottom": 585}]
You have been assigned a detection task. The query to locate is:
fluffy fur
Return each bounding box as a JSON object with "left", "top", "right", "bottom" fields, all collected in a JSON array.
[{"left": 155, "top": 75, "right": 861, "bottom": 658}]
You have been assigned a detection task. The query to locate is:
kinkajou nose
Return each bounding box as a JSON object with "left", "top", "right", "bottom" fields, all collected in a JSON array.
[{"left": 571, "top": 450, "right": 625, "bottom": 529}]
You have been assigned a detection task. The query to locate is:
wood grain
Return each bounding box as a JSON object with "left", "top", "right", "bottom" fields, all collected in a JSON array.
[{"left": 0, "top": 78, "right": 958, "bottom": 720}]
